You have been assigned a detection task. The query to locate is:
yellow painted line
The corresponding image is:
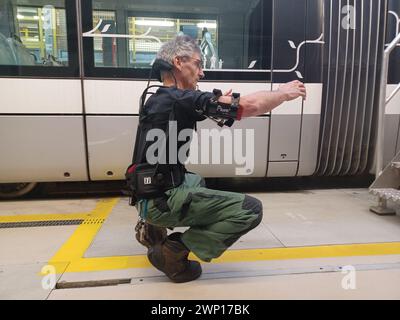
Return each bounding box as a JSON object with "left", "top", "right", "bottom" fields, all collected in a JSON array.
[
  {"left": 56, "top": 242, "right": 400, "bottom": 274},
  {"left": 0, "top": 213, "right": 91, "bottom": 223},
  {"left": 63, "top": 256, "right": 151, "bottom": 273},
  {"left": 212, "top": 242, "right": 400, "bottom": 264},
  {"left": 48, "top": 198, "right": 120, "bottom": 274}
]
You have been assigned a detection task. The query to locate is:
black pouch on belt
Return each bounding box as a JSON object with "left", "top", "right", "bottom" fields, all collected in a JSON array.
[
  {"left": 126, "top": 163, "right": 162, "bottom": 200},
  {"left": 126, "top": 163, "right": 185, "bottom": 201}
]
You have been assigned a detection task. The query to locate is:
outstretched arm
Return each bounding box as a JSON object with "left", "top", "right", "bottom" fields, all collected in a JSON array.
[{"left": 218, "top": 80, "right": 307, "bottom": 118}]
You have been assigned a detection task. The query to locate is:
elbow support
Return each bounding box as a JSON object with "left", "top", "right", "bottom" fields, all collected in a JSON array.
[{"left": 199, "top": 89, "right": 243, "bottom": 125}]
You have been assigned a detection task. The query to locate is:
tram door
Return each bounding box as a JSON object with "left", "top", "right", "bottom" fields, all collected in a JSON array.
[{"left": 268, "top": 0, "right": 324, "bottom": 177}]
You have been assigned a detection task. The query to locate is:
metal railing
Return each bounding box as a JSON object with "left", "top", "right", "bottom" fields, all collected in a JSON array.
[{"left": 375, "top": 32, "right": 400, "bottom": 178}]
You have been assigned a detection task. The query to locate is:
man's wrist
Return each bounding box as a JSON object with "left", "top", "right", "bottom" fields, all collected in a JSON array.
[{"left": 275, "top": 89, "right": 289, "bottom": 103}]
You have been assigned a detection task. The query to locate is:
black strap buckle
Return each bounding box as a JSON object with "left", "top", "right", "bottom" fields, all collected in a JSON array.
[{"left": 212, "top": 89, "right": 223, "bottom": 102}]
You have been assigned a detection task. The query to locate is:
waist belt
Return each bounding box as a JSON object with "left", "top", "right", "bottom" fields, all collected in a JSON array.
[{"left": 126, "top": 163, "right": 185, "bottom": 203}]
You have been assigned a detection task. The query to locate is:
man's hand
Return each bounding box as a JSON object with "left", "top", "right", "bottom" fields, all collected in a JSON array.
[{"left": 278, "top": 80, "right": 307, "bottom": 101}]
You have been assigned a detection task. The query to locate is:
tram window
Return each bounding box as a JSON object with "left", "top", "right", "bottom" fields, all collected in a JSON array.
[
  {"left": 92, "top": 10, "right": 116, "bottom": 67},
  {"left": 86, "top": 0, "right": 272, "bottom": 75},
  {"left": 0, "top": 0, "right": 78, "bottom": 76},
  {"left": 127, "top": 17, "right": 218, "bottom": 68}
]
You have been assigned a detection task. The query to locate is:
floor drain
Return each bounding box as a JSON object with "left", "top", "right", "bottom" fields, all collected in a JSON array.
[
  {"left": 0, "top": 220, "right": 84, "bottom": 229},
  {"left": 56, "top": 279, "right": 131, "bottom": 289}
]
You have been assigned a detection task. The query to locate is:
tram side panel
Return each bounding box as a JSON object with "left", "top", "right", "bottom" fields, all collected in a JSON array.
[
  {"left": 84, "top": 80, "right": 271, "bottom": 180},
  {"left": 85, "top": 116, "right": 138, "bottom": 181},
  {"left": 0, "top": 119, "right": 88, "bottom": 183},
  {"left": 193, "top": 83, "right": 270, "bottom": 178},
  {"left": 0, "top": 80, "right": 87, "bottom": 183},
  {"left": 268, "top": 86, "right": 303, "bottom": 177},
  {"left": 186, "top": 118, "right": 270, "bottom": 178},
  {"left": 84, "top": 80, "right": 142, "bottom": 181}
]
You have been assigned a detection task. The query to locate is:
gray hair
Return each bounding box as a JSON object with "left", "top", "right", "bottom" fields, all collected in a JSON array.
[{"left": 156, "top": 35, "right": 202, "bottom": 64}]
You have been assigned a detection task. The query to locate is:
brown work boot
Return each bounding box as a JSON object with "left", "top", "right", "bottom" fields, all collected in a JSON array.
[{"left": 147, "top": 233, "right": 202, "bottom": 283}]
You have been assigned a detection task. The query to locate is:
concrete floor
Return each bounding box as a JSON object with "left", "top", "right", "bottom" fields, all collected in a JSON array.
[{"left": 1, "top": 188, "right": 400, "bottom": 300}]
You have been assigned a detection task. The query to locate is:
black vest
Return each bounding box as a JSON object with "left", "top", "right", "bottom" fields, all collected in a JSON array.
[{"left": 133, "top": 86, "right": 213, "bottom": 168}]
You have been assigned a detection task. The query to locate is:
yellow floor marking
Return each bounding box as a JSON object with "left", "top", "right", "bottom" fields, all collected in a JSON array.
[
  {"left": 211, "top": 242, "right": 400, "bottom": 264},
  {"left": 63, "top": 256, "right": 151, "bottom": 273},
  {"left": 44, "top": 197, "right": 400, "bottom": 274},
  {"left": 59, "top": 242, "right": 400, "bottom": 273},
  {"left": 0, "top": 213, "right": 91, "bottom": 223},
  {"left": 47, "top": 198, "right": 120, "bottom": 274}
]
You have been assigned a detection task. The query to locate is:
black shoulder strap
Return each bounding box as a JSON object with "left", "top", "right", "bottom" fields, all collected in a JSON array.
[
  {"left": 131, "top": 122, "right": 143, "bottom": 164},
  {"left": 131, "top": 87, "right": 177, "bottom": 165}
]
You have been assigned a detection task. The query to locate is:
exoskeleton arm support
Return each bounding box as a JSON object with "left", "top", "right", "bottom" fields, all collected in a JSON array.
[{"left": 199, "top": 89, "right": 243, "bottom": 127}]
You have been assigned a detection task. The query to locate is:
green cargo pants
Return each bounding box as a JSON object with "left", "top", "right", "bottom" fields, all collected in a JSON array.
[{"left": 139, "top": 173, "right": 263, "bottom": 262}]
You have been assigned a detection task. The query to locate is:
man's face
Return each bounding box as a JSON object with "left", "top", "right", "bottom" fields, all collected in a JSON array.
[{"left": 176, "top": 53, "right": 205, "bottom": 90}]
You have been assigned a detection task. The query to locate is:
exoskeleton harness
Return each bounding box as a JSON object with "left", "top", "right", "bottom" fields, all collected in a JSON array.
[{"left": 125, "top": 59, "right": 242, "bottom": 206}]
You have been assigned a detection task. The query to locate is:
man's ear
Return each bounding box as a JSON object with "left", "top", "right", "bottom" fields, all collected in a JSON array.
[{"left": 173, "top": 56, "right": 183, "bottom": 71}]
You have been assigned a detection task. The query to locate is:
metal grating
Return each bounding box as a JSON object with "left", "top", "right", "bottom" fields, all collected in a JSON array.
[
  {"left": 0, "top": 220, "right": 84, "bottom": 229},
  {"left": 316, "top": 0, "right": 388, "bottom": 176},
  {"left": 371, "top": 188, "right": 400, "bottom": 202},
  {"left": 82, "top": 218, "right": 105, "bottom": 225}
]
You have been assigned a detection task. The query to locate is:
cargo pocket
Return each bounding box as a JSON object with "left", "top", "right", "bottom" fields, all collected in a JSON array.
[{"left": 145, "top": 195, "right": 172, "bottom": 227}]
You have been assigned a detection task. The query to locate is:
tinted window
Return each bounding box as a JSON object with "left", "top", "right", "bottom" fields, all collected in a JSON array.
[
  {"left": 82, "top": 0, "right": 272, "bottom": 80},
  {"left": 0, "top": 0, "right": 78, "bottom": 77}
]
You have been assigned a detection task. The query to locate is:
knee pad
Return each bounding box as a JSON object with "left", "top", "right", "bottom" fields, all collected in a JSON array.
[{"left": 242, "top": 195, "right": 263, "bottom": 226}]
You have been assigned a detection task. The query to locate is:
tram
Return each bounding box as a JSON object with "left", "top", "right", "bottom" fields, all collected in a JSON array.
[{"left": 0, "top": 0, "right": 399, "bottom": 198}]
